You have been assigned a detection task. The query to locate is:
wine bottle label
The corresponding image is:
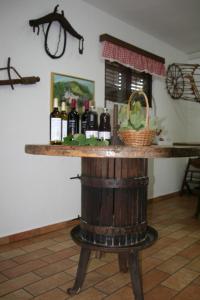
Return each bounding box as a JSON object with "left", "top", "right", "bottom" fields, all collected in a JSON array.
[
  {"left": 85, "top": 130, "right": 98, "bottom": 139},
  {"left": 81, "top": 120, "right": 87, "bottom": 133},
  {"left": 50, "top": 118, "right": 61, "bottom": 141},
  {"left": 61, "top": 120, "right": 68, "bottom": 140},
  {"left": 68, "top": 120, "right": 79, "bottom": 135},
  {"left": 99, "top": 131, "right": 111, "bottom": 140}
]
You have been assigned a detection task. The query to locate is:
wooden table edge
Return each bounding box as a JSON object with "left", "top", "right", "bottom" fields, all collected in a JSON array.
[{"left": 25, "top": 144, "right": 200, "bottom": 159}]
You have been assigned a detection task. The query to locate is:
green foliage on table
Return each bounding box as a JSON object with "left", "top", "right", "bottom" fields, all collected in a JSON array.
[
  {"left": 63, "top": 134, "right": 109, "bottom": 146},
  {"left": 118, "top": 101, "right": 157, "bottom": 131}
]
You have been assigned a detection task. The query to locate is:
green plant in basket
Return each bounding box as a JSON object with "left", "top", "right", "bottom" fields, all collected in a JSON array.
[
  {"left": 119, "top": 102, "right": 157, "bottom": 131},
  {"left": 119, "top": 101, "right": 144, "bottom": 130},
  {"left": 118, "top": 91, "right": 158, "bottom": 146}
]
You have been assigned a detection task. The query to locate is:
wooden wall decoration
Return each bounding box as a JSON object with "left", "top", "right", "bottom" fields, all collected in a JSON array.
[
  {"left": 29, "top": 5, "right": 84, "bottom": 59},
  {"left": 0, "top": 57, "right": 40, "bottom": 90},
  {"left": 166, "top": 63, "right": 200, "bottom": 102}
]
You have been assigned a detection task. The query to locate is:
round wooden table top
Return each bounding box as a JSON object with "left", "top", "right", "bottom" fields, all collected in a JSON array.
[{"left": 25, "top": 144, "right": 200, "bottom": 159}]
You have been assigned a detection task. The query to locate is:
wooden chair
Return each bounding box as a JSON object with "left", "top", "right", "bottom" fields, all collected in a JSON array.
[
  {"left": 190, "top": 188, "right": 200, "bottom": 219},
  {"left": 180, "top": 158, "right": 200, "bottom": 195},
  {"left": 180, "top": 158, "right": 200, "bottom": 219}
]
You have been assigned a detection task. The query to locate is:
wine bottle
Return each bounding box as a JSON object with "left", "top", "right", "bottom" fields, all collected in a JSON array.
[
  {"left": 67, "top": 99, "right": 79, "bottom": 136},
  {"left": 85, "top": 106, "right": 98, "bottom": 139},
  {"left": 50, "top": 98, "right": 62, "bottom": 144},
  {"left": 98, "top": 107, "right": 111, "bottom": 142},
  {"left": 60, "top": 101, "right": 68, "bottom": 141},
  {"left": 81, "top": 100, "right": 89, "bottom": 134}
]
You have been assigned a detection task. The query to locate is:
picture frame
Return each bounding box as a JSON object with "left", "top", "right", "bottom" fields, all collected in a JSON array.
[{"left": 50, "top": 72, "right": 95, "bottom": 112}]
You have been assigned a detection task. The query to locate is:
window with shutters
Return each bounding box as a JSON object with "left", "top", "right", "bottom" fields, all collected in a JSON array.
[{"left": 105, "top": 60, "right": 152, "bottom": 106}]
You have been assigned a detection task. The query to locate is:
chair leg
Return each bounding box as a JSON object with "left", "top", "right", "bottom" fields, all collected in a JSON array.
[
  {"left": 195, "top": 196, "right": 200, "bottom": 218},
  {"left": 118, "top": 252, "right": 129, "bottom": 273}
]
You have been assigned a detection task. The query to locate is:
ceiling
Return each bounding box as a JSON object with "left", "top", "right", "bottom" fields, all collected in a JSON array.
[{"left": 83, "top": 0, "right": 200, "bottom": 56}]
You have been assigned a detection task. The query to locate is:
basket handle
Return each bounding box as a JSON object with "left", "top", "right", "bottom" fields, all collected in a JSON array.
[{"left": 127, "top": 90, "right": 150, "bottom": 129}]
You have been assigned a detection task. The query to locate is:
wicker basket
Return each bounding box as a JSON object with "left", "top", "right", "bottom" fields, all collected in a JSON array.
[{"left": 118, "top": 91, "right": 156, "bottom": 146}]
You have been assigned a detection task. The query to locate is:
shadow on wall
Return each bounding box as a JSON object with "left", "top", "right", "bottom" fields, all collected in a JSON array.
[{"left": 148, "top": 158, "right": 155, "bottom": 199}]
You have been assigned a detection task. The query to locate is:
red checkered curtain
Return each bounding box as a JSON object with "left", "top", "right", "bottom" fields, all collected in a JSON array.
[{"left": 102, "top": 40, "right": 165, "bottom": 77}]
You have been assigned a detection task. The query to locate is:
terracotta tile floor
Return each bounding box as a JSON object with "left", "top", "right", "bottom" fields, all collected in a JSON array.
[{"left": 0, "top": 195, "right": 200, "bottom": 299}]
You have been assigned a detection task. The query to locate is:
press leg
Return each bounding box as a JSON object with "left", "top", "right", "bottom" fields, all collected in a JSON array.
[
  {"left": 95, "top": 251, "right": 104, "bottom": 259},
  {"left": 67, "top": 247, "right": 91, "bottom": 295},
  {"left": 118, "top": 252, "right": 128, "bottom": 273},
  {"left": 129, "top": 250, "right": 144, "bottom": 300}
]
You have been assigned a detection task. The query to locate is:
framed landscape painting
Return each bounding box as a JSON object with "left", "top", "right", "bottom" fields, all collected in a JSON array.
[{"left": 50, "top": 72, "right": 95, "bottom": 112}]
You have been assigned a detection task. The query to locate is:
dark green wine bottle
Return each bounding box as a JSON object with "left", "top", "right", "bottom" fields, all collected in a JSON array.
[
  {"left": 67, "top": 99, "right": 79, "bottom": 136},
  {"left": 85, "top": 106, "right": 98, "bottom": 139},
  {"left": 98, "top": 107, "right": 111, "bottom": 142}
]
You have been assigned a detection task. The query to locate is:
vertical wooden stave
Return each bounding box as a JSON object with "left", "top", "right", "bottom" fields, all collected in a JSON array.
[{"left": 81, "top": 158, "right": 148, "bottom": 246}]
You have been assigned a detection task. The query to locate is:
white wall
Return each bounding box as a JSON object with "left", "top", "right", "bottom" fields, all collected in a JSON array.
[
  {"left": 0, "top": 0, "right": 188, "bottom": 237},
  {"left": 182, "top": 57, "right": 200, "bottom": 142}
]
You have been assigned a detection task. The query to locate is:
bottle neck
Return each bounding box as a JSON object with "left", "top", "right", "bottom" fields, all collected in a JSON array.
[
  {"left": 89, "top": 105, "right": 95, "bottom": 112},
  {"left": 84, "top": 100, "right": 89, "bottom": 111},
  {"left": 53, "top": 98, "right": 59, "bottom": 109},
  {"left": 71, "top": 99, "right": 76, "bottom": 110},
  {"left": 61, "top": 102, "right": 66, "bottom": 111}
]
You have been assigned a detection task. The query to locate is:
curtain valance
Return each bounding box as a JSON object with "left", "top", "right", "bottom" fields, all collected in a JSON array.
[{"left": 100, "top": 34, "right": 165, "bottom": 77}]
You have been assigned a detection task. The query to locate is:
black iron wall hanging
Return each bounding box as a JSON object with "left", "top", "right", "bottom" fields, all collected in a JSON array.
[
  {"left": 0, "top": 57, "right": 40, "bottom": 90},
  {"left": 29, "top": 5, "right": 84, "bottom": 59},
  {"left": 166, "top": 63, "right": 200, "bottom": 102}
]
